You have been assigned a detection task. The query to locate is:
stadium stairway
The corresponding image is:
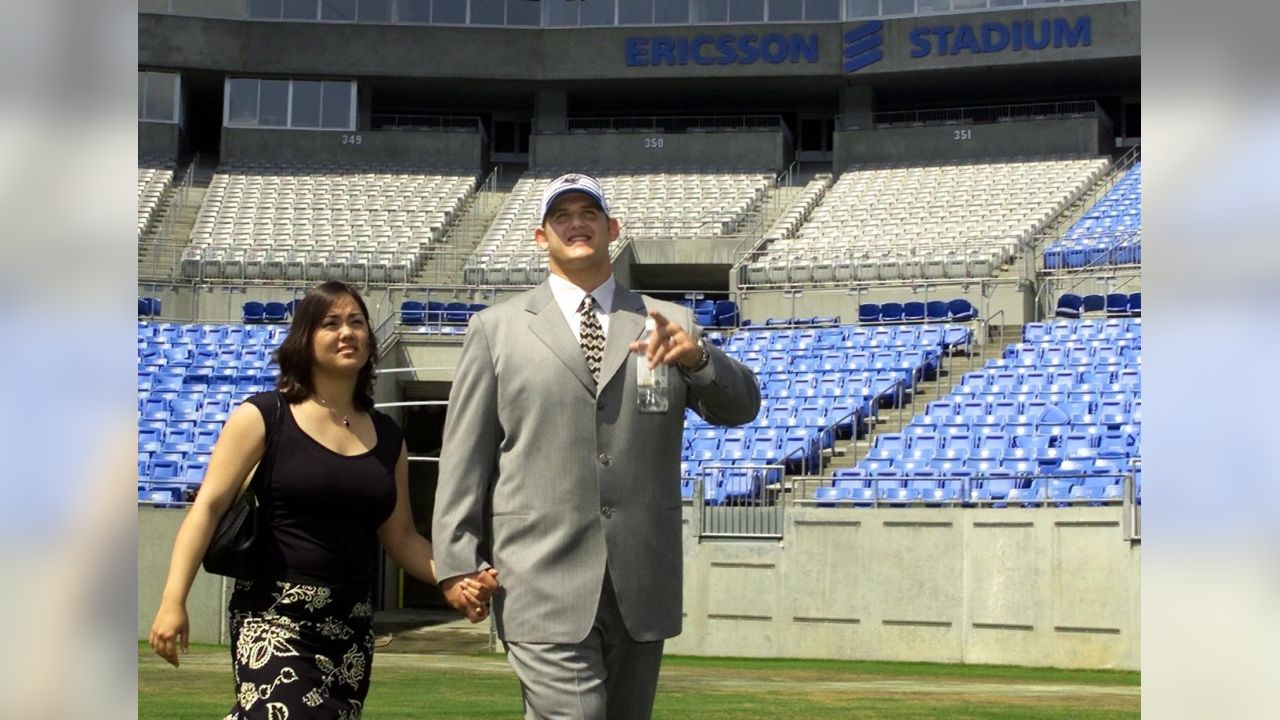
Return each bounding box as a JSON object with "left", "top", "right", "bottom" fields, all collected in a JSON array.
[
  {"left": 965, "top": 151, "right": 1140, "bottom": 291},
  {"left": 412, "top": 178, "right": 515, "bottom": 286},
  {"left": 1034, "top": 148, "right": 1141, "bottom": 264},
  {"left": 759, "top": 183, "right": 807, "bottom": 233},
  {"left": 817, "top": 331, "right": 1009, "bottom": 477},
  {"left": 139, "top": 155, "right": 217, "bottom": 280}
]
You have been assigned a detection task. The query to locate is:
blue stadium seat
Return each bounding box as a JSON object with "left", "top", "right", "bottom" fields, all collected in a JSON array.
[
  {"left": 947, "top": 299, "right": 976, "bottom": 322},
  {"left": 689, "top": 300, "right": 713, "bottom": 327},
  {"left": 879, "top": 302, "right": 903, "bottom": 323},
  {"left": 857, "top": 303, "right": 881, "bottom": 324},
  {"left": 814, "top": 485, "right": 851, "bottom": 505},
  {"left": 1055, "top": 294, "right": 1082, "bottom": 319},
  {"left": 903, "top": 302, "right": 926, "bottom": 323},
  {"left": 426, "top": 301, "right": 446, "bottom": 324},
  {"left": 149, "top": 458, "right": 180, "bottom": 480},
  {"left": 1081, "top": 294, "right": 1105, "bottom": 314},
  {"left": 444, "top": 301, "right": 471, "bottom": 324},
  {"left": 873, "top": 433, "right": 906, "bottom": 453},
  {"left": 401, "top": 300, "right": 426, "bottom": 325},
  {"left": 242, "top": 301, "right": 266, "bottom": 323},
  {"left": 832, "top": 468, "right": 870, "bottom": 487},
  {"left": 263, "top": 301, "right": 289, "bottom": 323},
  {"left": 713, "top": 300, "right": 739, "bottom": 327},
  {"left": 1127, "top": 292, "right": 1141, "bottom": 317},
  {"left": 926, "top": 301, "right": 949, "bottom": 323}
]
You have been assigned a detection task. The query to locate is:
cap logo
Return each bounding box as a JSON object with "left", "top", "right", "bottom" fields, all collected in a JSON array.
[{"left": 540, "top": 173, "right": 610, "bottom": 220}]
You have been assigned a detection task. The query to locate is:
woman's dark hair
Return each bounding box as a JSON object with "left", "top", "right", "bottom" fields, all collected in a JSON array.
[{"left": 273, "top": 281, "right": 377, "bottom": 411}]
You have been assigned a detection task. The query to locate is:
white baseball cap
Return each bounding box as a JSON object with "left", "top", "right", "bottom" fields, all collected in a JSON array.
[{"left": 539, "top": 173, "right": 610, "bottom": 221}]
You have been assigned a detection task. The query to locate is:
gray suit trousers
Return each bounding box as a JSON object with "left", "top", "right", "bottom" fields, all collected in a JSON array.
[{"left": 504, "top": 573, "right": 664, "bottom": 720}]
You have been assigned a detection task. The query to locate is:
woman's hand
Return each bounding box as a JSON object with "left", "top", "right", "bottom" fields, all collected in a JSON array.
[
  {"left": 443, "top": 568, "right": 501, "bottom": 623},
  {"left": 149, "top": 599, "right": 190, "bottom": 667}
]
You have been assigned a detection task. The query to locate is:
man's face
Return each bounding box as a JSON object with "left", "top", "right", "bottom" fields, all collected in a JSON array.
[{"left": 535, "top": 192, "right": 620, "bottom": 278}]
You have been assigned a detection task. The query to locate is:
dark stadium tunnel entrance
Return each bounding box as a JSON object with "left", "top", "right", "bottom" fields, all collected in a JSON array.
[{"left": 181, "top": 71, "right": 225, "bottom": 158}]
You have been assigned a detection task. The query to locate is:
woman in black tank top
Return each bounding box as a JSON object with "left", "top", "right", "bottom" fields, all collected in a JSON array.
[{"left": 149, "top": 281, "right": 499, "bottom": 719}]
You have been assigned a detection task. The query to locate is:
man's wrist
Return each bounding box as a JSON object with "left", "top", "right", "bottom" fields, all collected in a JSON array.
[{"left": 680, "top": 338, "right": 711, "bottom": 372}]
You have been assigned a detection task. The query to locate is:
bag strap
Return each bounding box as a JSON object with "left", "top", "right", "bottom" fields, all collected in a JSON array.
[{"left": 236, "top": 393, "right": 285, "bottom": 498}]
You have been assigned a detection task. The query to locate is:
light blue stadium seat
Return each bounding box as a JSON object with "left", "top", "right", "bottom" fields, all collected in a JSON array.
[{"left": 814, "top": 485, "right": 851, "bottom": 505}]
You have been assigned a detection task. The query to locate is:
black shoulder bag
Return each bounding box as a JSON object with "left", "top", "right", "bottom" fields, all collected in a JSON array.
[{"left": 202, "top": 393, "right": 283, "bottom": 579}]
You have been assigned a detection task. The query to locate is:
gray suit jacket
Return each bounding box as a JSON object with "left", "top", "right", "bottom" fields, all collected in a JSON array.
[{"left": 433, "top": 280, "right": 760, "bottom": 644}]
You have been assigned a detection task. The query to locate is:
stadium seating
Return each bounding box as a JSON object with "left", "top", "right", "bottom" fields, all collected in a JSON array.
[
  {"left": 1055, "top": 293, "right": 1083, "bottom": 319},
  {"left": 138, "top": 160, "right": 174, "bottom": 239},
  {"left": 744, "top": 156, "right": 1108, "bottom": 285},
  {"left": 467, "top": 169, "right": 774, "bottom": 285},
  {"left": 809, "top": 317, "right": 1140, "bottom": 507},
  {"left": 1056, "top": 291, "right": 1141, "bottom": 319},
  {"left": 138, "top": 296, "right": 163, "bottom": 317},
  {"left": 180, "top": 162, "right": 476, "bottom": 282},
  {"left": 858, "top": 298, "right": 978, "bottom": 325},
  {"left": 1043, "top": 162, "right": 1141, "bottom": 270},
  {"left": 137, "top": 320, "right": 286, "bottom": 498},
  {"left": 399, "top": 298, "right": 488, "bottom": 332},
  {"left": 681, "top": 321, "right": 972, "bottom": 505}
]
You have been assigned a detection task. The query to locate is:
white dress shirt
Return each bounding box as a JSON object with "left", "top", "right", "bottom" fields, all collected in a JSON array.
[
  {"left": 548, "top": 272, "right": 616, "bottom": 343},
  {"left": 546, "top": 272, "right": 714, "bottom": 382}
]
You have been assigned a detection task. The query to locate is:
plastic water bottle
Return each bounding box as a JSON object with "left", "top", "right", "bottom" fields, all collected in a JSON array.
[{"left": 637, "top": 318, "right": 669, "bottom": 414}]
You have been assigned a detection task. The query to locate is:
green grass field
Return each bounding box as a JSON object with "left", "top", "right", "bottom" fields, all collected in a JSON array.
[{"left": 139, "top": 643, "right": 1138, "bottom": 719}]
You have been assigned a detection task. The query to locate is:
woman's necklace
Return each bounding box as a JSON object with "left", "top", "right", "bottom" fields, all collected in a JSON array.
[{"left": 315, "top": 396, "right": 350, "bottom": 428}]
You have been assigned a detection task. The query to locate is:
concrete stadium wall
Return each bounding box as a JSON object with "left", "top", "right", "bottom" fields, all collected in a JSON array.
[
  {"left": 630, "top": 238, "right": 752, "bottom": 265},
  {"left": 140, "top": 3, "right": 1138, "bottom": 81},
  {"left": 735, "top": 281, "right": 1033, "bottom": 328},
  {"left": 670, "top": 505, "right": 1140, "bottom": 670},
  {"left": 138, "top": 503, "right": 1139, "bottom": 669},
  {"left": 221, "top": 127, "right": 484, "bottom": 170},
  {"left": 141, "top": 274, "right": 1035, "bottom": 328},
  {"left": 139, "top": 507, "right": 234, "bottom": 644},
  {"left": 834, "top": 117, "right": 1110, "bottom": 168},
  {"left": 138, "top": 283, "right": 405, "bottom": 326},
  {"left": 140, "top": 121, "right": 181, "bottom": 161},
  {"left": 531, "top": 130, "right": 789, "bottom": 172}
]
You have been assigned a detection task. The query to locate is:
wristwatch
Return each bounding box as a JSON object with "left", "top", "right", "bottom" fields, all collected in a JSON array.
[{"left": 685, "top": 337, "right": 711, "bottom": 373}]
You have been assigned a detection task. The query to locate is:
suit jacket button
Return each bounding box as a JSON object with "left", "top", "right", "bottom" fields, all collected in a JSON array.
[
  {"left": 601, "top": 506, "right": 613, "bottom": 517},
  {"left": 598, "top": 453, "right": 611, "bottom": 466}
]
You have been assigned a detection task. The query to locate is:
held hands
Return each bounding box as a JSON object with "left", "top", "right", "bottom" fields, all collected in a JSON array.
[
  {"left": 441, "top": 568, "right": 500, "bottom": 623},
  {"left": 628, "top": 310, "right": 703, "bottom": 371},
  {"left": 149, "top": 599, "right": 190, "bottom": 667}
]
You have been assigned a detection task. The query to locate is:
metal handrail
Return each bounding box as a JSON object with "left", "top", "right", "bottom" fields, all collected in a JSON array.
[
  {"left": 370, "top": 114, "right": 482, "bottom": 131},
  {"left": 154, "top": 153, "right": 198, "bottom": 242},
  {"left": 563, "top": 115, "right": 783, "bottom": 133},
  {"left": 692, "top": 461, "right": 786, "bottom": 539},
  {"left": 778, "top": 160, "right": 799, "bottom": 188},
  {"left": 791, "top": 467, "right": 1140, "bottom": 509},
  {"left": 865, "top": 100, "right": 1099, "bottom": 131},
  {"left": 1030, "top": 144, "right": 1141, "bottom": 261}
]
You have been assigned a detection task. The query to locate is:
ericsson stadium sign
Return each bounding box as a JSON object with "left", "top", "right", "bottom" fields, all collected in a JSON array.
[
  {"left": 625, "top": 33, "right": 819, "bottom": 67},
  {"left": 624, "top": 14, "right": 1095, "bottom": 73},
  {"left": 908, "top": 16, "right": 1092, "bottom": 58}
]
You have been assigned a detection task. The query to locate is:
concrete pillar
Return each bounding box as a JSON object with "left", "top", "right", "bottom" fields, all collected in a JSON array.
[
  {"left": 839, "top": 84, "right": 874, "bottom": 131},
  {"left": 534, "top": 89, "right": 568, "bottom": 134}
]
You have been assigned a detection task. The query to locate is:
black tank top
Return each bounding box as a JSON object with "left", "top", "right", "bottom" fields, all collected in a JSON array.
[{"left": 244, "top": 392, "right": 401, "bottom": 589}]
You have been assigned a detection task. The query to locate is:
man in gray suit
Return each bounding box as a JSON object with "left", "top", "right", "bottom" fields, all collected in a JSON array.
[{"left": 433, "top": 173, "right": 760, "bottom": 719}]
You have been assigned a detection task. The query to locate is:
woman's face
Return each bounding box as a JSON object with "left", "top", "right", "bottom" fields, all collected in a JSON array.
[{"left": 310, "top": 293, "right": 370, "bottom": 375}]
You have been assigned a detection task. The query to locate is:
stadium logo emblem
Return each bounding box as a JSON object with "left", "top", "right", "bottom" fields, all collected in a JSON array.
[{"left": 843, "top": 21, "right": 884, "bottom": 74}]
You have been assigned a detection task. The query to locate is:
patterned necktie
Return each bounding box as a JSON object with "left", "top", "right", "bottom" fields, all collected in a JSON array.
[{"left": 578, "top": 294, "right": 605, "bottom": 383}]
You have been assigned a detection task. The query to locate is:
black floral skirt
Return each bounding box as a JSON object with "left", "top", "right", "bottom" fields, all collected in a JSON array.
[{"left": 223, "top": 579, "right": 374, "bottom": 720}]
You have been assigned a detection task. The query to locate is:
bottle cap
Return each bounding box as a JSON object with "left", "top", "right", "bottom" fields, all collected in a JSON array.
[{"left": 645, "top": 317, "right": 658, "bottom": 332}]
